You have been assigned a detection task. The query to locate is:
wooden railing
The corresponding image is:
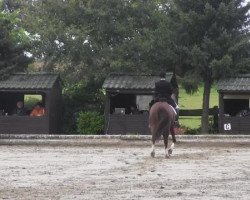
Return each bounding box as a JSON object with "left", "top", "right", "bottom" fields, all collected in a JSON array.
[
  {"left": 178, "top": 106, "right": 219, "bottom": 133},
  {"left": 179, "top": 107, "right": 218, "bottom": 116}
]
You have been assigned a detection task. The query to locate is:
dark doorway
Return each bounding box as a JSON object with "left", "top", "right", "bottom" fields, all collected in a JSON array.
[
  {"left": 110, "top": 94, "right": 136, "bottom": 114},
  {"left": 224, "top": 99, "right": 249, "bottom": 116}
]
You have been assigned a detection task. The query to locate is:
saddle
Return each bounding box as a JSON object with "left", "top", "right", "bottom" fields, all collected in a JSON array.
[{"left": 156, "top": 97, "right": 168, "bottom": 102}]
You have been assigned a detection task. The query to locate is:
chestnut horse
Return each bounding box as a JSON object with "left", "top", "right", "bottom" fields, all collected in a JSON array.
[{"left": 149, "top": 102, "right": 176, "bottom": 158}]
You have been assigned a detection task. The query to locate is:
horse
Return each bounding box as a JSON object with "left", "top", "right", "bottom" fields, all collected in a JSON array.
[{"left": 149, "top": 102, "right": 177, "bottom": 158}]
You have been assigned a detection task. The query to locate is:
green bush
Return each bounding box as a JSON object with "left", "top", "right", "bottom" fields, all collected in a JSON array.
[
  {"left": 184, "top": 127, "right": 201, "bottom": 135},
  {"left": 181, "top": 117, "right": 217, "bottom": 134},
  {"left": 76, "top": 111, "right": 104, "bottom": 135},
  {"left": 62, "top": 78, "right": 105, "bottom": 133}
]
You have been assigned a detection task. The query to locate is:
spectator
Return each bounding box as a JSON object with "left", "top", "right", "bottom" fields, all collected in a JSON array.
[
  {"left": 30, "top": 102, "right": 45, "bottom": 117},
  {"left": 12, "top": 101, "right": 27, "bottom": 116},
  {"left": 130, "top": 105, "right": 139, "bottom": 115}
]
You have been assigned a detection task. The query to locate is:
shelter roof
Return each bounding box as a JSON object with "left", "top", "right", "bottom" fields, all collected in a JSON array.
[
  {"left": 217, "top": 74, "right": 250, "bottom": 92},
  {"left": 102, "top": 72, "right": 174, "bottom": 91},
  {"left": 0, "top": 73, "right": 59, "bottom": 90}
]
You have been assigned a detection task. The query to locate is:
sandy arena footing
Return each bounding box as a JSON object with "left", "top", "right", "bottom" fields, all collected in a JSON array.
[{"left": 0, "top": 135, "right": 250, "bottom": 200}]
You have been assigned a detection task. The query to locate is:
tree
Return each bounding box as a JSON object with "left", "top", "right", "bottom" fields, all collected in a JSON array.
[
  {"left": 0, "top": 2, "right": 31, "bottom": 79},
  {"left": 169, "top": 0, "right": 250, "bottom": 133},
  {"left": 16, "top": 0, "right": 178, "bottom": 132},
  {"left": 19, "top": 0, "right": 174, "bottom": 81}
]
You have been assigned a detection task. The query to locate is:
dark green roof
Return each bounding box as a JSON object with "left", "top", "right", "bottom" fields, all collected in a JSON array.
[
  {"left": 103, "top": 73, "right": 174, "bottom": 91},
  {"left": 0, "top": 73, "right": 59, "bottom": 90},
  {"left": 217, "top": 74, "right": 250, "bottom": 92}
]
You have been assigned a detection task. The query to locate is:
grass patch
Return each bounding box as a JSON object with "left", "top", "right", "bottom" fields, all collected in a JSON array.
[
  {"left": 24, "top": 95, "right": 42, "bottom": 110},
  {"left": 179, "top": 85, "right": 218, "bottom": 110},
  {"left": 179, "top": 116, "right": 201, "bottom": 129},
  {"left": 178, "top": 85, "right": 219, "bottom": 130}
]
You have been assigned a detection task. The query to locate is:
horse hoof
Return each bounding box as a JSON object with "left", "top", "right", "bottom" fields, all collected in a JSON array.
[
  {"left": 151, "top": 151, "right": 155, "bottom": 158},
  {"left": 165, "top": 154, "right": 170, "bottom": 159},
  {"left": 168, "top": 148, "right": 173, "bottom": 155}
]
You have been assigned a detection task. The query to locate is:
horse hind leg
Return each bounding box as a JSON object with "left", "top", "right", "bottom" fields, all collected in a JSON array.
[
  {"left": 168, "top": 125, "right": 176, "bottom": 156},
  {"left": 150, "top": 136, "right": 156, "bottom": 158},
  {"left": 163, "top": 134, "right": 170, "bottom": 158},
  {"left": 150, "top": 142, "right": 155, "bottom": 158},
  {"left": 168, "top": 143, "right": 175, "bottom": 156},
  {"left": 171, "top": 125, "right": 177, "bottom": 143},
  {"left": 150, "top": 127, "right": 156, "bottom": 158}
]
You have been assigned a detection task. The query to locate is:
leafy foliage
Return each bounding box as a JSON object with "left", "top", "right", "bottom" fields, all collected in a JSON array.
[
  {"left": 178, "top": 76, "right": 199, "bottom": 94},
  {"left": 19, "top": 0, "right": 175, "bottom": 81},
  {"left": 3, "top": 0, "right": 249, "bottom": 134},
  {"left": 169, "top": 0, "right": 250, "bottom": 132},
  {"left": 172, "top": 0, "right": 250, "bottom": 79},
  {"left": 76, "top": 111, "right": 104, "bottom": 135},
  {"left": 0, "top": 4, "right": 31, "bottom": 79},
  {"left": 62, "top": 77, "right": 105, "bottom": 132},
  {"left": 16, "top": 0, "right": 177, "bottom": 132}
]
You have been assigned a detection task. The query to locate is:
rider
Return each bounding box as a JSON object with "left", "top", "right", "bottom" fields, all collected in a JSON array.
[{"left": 154, "top": 72, "right": 178, "bottom": 113}]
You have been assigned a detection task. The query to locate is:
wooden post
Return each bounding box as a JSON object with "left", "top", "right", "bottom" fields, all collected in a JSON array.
[
  {"left": 212, "top": 106, "right": 219, "bottom": 133},
  {"left": 218, "top": 92, "right": 224, "bottom": 133},
  {"left": 104, "top": 92, "right": 110, "bottom": 134}
]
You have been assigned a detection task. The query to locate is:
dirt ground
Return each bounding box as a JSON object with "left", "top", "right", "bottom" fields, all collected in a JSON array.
[{"left": 0, "top": 142, "right": 249, "bottom": 200}]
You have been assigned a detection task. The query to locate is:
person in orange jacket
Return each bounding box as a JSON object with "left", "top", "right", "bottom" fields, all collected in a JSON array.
[{"left": 30, "top": 102, "right": 45, "bottom": 117}]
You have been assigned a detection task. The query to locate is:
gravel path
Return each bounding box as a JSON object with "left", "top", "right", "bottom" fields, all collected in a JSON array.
[{"left": 0, "top": 142, "right": 249, "bottom": 200}]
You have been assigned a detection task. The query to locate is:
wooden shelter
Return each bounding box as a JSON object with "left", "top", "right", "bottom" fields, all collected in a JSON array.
[
  {"left": 217, "top": 74, "right": 250, "bottom": 134},
  {"left": 0, "top": 73, "right": 62, "bottom": 134},
  {"left": 102, "top": 73, "right": 178, "bottom": 135}
]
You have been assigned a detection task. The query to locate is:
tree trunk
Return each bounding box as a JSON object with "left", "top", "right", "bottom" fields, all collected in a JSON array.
[{"left": 201, "top": 79, "right": 212, "bottom": 133}]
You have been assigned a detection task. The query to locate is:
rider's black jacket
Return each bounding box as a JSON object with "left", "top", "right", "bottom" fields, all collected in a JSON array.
[
  {"left": 154, "top": 79, "right": 176, "bottom": 108},
  {"left": 155, "top": 79, "right": 173, "bottom": 97}
]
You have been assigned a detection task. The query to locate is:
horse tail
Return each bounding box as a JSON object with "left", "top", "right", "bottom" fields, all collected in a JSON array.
[{"left": 152, "top": 107, "right": 170, "bottom": 142}]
